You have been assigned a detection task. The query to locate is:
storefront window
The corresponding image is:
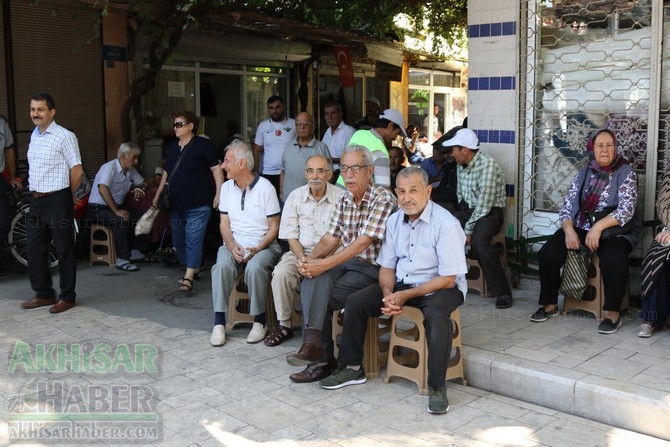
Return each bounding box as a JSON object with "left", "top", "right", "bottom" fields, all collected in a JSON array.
[
  {"left": 143, "top": 70, "right": 196, "bottom": 140},
  {"left": 408, "top": 69, "right": 468, "bottom": 145},
  {"left": 142, "top": 62, "right": 290, "bottom": 172}
]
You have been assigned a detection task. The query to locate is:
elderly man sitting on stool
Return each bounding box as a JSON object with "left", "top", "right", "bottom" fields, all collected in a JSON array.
[
  {"left": 87, "top": 142, "right": 149, "bottom": 271},
  {"left": 319, "top": 166, "right": 468, "bottom": 414},
  {"left": 210, "top": 140, "right": 282, "bottom": 347}
]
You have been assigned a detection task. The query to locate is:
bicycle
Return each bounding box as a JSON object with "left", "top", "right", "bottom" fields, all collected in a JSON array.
[{"left": 5, "top": 176, "right": 90, "bottom": 268}]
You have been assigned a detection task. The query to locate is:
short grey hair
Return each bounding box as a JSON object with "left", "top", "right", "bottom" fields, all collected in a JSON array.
[
  {"left": 305, "top": 154, "right": 333, "bottom": 170},
  {"left": 342, "top": 145, "right": 374, "bottom": 166},
  {"left": 226, "top": 139, "right": 254, "bottom": 170},
  {"left": 117, "top": 142, "right": 140, "bottom": 158},
  {"left": 397, "top": 166, "right": 429, "bottom": 186}
]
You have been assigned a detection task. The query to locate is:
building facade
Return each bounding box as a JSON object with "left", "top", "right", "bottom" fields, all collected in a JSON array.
[{"left": 467, "top": 0, "right": 668, "bottom": 257}]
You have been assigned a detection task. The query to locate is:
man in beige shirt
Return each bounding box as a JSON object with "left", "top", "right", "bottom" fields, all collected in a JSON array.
[{"left": 265, "top": 155, "right": 343, "bottom": 347}]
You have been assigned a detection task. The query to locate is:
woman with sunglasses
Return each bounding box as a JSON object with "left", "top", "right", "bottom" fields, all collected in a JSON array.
[{"left": 153, "top": 111, "right": 224, "bottom": 293}]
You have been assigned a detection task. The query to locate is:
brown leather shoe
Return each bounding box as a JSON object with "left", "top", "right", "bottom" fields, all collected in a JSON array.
[
  {"left": 49, "top": 300, "right": 76, "bottom": 314},
  {"left": 289, "top": 359, "right": 337, "bottom": 383},
  {"left": 21, "top": 296, "right": 57, "bottom": 309},
  {"left": 286, "top": 342, "right": 327, "bottom": 367}
]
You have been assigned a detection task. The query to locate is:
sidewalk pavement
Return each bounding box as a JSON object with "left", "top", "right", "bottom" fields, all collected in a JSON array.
[{"left": 0, "top": 258, "right": 669, "bottom": 446}]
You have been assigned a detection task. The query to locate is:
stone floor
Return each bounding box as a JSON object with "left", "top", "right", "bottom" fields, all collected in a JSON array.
[{"left": 0, "top": 258, "right": 668, "bottom": 446}]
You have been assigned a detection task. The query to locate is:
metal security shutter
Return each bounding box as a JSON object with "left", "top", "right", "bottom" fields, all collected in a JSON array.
[{"left": 10, "top": 1, "right": 105, "bottom": 176}]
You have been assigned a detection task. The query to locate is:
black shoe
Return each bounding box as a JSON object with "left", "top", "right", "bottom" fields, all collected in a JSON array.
[
  {"left": 289, "top": 360, "right": 337, "bottom": 383},
  {"left": 530, "top": 307, "right": 559, "bottom": 322},
  {"left": 427, "top": 386, "right": 449, "bottom": 414},
  {"left": 495, "top": 294, "right": 513, "bottom": 309},
  {"left": 598, "top": 318, "right": 622, "bottom": 334}
]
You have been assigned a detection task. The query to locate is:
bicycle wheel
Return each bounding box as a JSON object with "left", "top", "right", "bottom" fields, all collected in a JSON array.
[{"left": 8, "top": 204, "right": 59, "bottom": 268}]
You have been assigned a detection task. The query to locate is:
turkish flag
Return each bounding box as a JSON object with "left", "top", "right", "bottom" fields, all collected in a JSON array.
[{"left": 333, "top": 45, "right": 355, "bottom": 88}]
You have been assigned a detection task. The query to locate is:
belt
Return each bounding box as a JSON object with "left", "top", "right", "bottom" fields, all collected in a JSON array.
[{"left": 32, "top": 191, "right": 55, "bottom": 199}]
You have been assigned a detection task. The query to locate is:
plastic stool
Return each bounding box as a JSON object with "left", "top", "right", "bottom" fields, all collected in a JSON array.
[
  {"left": 384, "top": 307, "right": 466, "bottom": 394},
  {"left": 89, "top": 224, "right": 116, "bottom": 267},
  {"left": 466, "top": 232, "right": 508, "bottom": 297},
  {"left": 226, "top": 271, "right": 275, "bottom": 330},
  {"left": 561, "top": 253, "right": 630, "bottom": 321},
  {"left": 332, "top": 312, "right": 391, "bottom": 379}
]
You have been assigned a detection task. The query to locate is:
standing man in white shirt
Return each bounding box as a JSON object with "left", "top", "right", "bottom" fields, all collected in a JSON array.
[
  {"left": 252, "top": 96, "right": 295, "bottom": 197},
  {"left": 321, "top": 101, "right": 354, "bottom": 182},
  {"left": 21, "top": 92, "right": 83, "bottom": 314}
]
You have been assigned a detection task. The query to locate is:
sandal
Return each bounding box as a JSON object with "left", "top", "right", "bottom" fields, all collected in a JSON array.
[
  {"left": 116, "top": 263, "right": 139, "bottom": 272},
  {"left": 177, "top": 273, "right": 200, "bottom": 285},
  {"left": 179, "top": 278, "right": 193, "bottom": 293},
  {"left": 263, "top": 325, "right": 294, "bottom": 347},
  {"left": 138, "top": 254, "right": 159, "bottom": 263}
]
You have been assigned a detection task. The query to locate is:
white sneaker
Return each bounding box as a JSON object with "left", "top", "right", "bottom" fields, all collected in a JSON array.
[
  {"left": 246, "top": 322, "right": 268, "bottom": 344},
  {"left": 635, "top": 323, "right": 653, "bottom": 338},
  {"left": 210, "top": 325, "right": 226, "bottom": 346}
]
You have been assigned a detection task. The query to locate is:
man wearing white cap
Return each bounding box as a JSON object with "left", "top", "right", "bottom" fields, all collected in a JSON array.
[
  {"left": 344, "top": 108, "right": 408, "bottom": 188},
  {"left": 442, "top": 128, "right": 513, "bottom": 309},
  {"left": 355, "top": 97, "right": 381, "bottom": 130}
]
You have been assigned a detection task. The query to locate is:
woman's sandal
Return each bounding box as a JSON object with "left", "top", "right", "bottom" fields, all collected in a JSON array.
[
  {"left": 263, "top": 325, "right": 294, "bottom": 347},
  {"left": 179, "top": 278, "right": 193, "bottom": 293},
  {"left": 177, "top": 271, "right": 200, "bottom": 285}
]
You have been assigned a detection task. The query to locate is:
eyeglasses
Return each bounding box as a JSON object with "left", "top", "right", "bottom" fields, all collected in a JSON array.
[
  {"left": 173, "top": 122, "right": 188, "bottom": 128},
  {"left": 340, "top": 164, "right": 369, "bottom": 174},
  {"left": 304, "top": 168, "right": 331, "bottom": 175},
  {"left": 296, "top": 122, "right": 314, "bottom": 128}
]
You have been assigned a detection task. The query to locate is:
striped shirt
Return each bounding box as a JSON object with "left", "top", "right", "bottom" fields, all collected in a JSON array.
[
  {"left": 279, "top": 183, "right": 344, "bottom": 255},
  {"left": 326, "top": 183, "right": 396, "bottom": 263},
  {"left": 28, "top": 121, "right": 81, "bottom": 193}
]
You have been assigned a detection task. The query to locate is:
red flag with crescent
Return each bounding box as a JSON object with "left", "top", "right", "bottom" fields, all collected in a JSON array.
[{"left": 333, "top": 45, "right": 355, "bottom": 88}]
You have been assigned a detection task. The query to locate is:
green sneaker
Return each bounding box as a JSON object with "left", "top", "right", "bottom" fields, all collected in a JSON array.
[
  {"left": 427, "top": 386, "right": 449, "bottom": 414},
  {"left": 319, "top": 365, "right": 366, "bottom": 390}
]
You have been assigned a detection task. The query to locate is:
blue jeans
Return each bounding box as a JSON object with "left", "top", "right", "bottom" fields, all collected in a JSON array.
[{"left": 170, "top": 205, "right": 211, "bottom": 269}]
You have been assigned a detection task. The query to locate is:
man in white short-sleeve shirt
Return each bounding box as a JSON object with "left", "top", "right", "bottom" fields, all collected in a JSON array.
[
  {"left": 210, "top": 140, "right": 282, "bottom": 347},
  {"left": 252, "top": 95, "right": 295, "bottom": 197},
  {"left": 322, "top": 101, "right": 354, "bottom": 179}
]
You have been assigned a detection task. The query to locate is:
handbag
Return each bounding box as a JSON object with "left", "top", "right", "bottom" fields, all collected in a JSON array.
[
  {"left": 587, "top": 206, "right": 635, "bottom": 239},
  {"left": 155, "top": 140, "right": 192, "bottom": 213},
  {"left": 559, "top": 248, "right": 591, "bottom": 301},
  {"left": 135, "top": 205, "right": 159, "bottom": 236},
  {"left": 156, "top": 184, "right": 171, "bottom": 213}
]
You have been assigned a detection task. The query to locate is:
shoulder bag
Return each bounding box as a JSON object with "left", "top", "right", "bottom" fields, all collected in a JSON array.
[
  {"left": 156, "top": 142, "right": 192, "bottom": 213},
  {"left": 587, "top": 206, "right": 635, "bottom": 239}
]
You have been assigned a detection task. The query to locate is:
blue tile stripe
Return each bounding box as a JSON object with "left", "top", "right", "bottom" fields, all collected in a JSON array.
[
  {"left": 469, "top": 76, "right": 516, "bottom": 91},
  {"left": 469, "top": 21, "right": 516, "bottom": 38},
  {"left": 474, "top": 129, "right": 516, "bottom": 145}
]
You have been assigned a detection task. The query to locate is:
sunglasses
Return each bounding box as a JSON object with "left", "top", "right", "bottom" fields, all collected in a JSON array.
[{"left": 173, "top": 122, "right": 188, "bottom": 129}]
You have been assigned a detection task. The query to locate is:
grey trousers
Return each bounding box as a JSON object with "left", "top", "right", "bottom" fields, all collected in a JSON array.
[
  {"left": 211, "top": 242, "right": 281, "bottom": 315},
  {"left": 299, "top": 258, "right": 379, "bottom": 360}
]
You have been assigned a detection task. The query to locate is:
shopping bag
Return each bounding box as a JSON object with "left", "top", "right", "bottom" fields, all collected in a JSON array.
[
  {"left": 559, "top": 248, "right": 591, "bottom": 301},
  {"left": 135, "top": 205, "right": 159, "bottom": 236}
]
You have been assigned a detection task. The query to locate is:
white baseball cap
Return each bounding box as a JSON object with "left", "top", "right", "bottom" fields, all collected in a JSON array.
[
  {"left": 441, "top": 128, "right": 479, "bottom": 150},
  {"left": 379, "top": 109, "right": 408, "bottom": 138},
  {"left": 365, "top": 96, "right": 381, "bottom": 107}
]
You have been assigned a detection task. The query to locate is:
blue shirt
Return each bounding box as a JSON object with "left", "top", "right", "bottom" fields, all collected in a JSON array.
[
  {"left": 89, "top": 158, "right": 145, "bottom": 206},
  {"left": 376, "top": 201, "right": 468, "bottom": 299}
]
